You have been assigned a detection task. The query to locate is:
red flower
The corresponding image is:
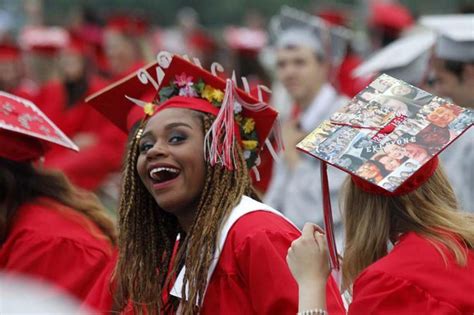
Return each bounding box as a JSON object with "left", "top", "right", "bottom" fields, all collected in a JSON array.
[{"left": 174, "top": 73, "right": 194, "bottom": 87}]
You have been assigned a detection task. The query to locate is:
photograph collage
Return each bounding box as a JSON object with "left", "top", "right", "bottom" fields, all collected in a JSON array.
[{"left": 297, "top": 74, "right": 474, "bottom": 192}]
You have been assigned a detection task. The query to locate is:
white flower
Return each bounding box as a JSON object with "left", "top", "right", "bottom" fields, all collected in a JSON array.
[
  {"left": 243, "top": 150, "right": 251, "bottom": 160},
  {"left": 234, "top": 101, "right": 242, "bottom": 114}
]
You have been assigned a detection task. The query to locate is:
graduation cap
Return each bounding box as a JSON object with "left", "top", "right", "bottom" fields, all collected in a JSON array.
[
  {"left": 369, "top": 1, "right": 414, "bottom": 32},
  {"left": 223, "top": 26, "right": 268, "bottom": 54},
  {"left": 106, "top": 14, "right": 149, "bottom": 36},
  {"left": 0, "top": 43, "right": 21, "bottom": 61},
  {"left": 270, "top": 6, "right": 352, "bottom": 65},
  {"left": 0, "top": 91, "right": 78, "bottom": 162},
  {"left": 420, "top": 14, "right": 474, "bottom": 62},
  {"left": 19, "top": 26, "right": 69, "bottom": 55},
  {"left": 86, "top": 52, "right": 281, "bottom": 172},
  {"left": 352, "top": 28, "right": 436, "bottom": 84},
  {"left": 296, "top": 73, "right": 473, "bottom": 270}
]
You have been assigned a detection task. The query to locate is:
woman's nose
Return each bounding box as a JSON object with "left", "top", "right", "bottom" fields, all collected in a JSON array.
[{"left": 146, "top": 141, "right": 168, "bottom": 159}]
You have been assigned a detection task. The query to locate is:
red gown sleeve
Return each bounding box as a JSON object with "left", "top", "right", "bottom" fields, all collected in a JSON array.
[
  {"left": 2, "top": 233, "right": 113, "bottom": 302},
  {"left": 82, "top": 252, "right": 118, "bottom": 314},
  {"left": 234, "top": 227, "right": 299, "bottom": 314},
  {"left": 349, "top": 269, "right": 462, "bottom": 315}
]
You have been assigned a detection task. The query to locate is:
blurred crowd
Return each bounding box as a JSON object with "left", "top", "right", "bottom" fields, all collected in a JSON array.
[
  {"left": 0, "top": 0, "right": 473, "bottom": 313},
  {"left": 0, "top": 0, "right": 472, "bottom": 218}
]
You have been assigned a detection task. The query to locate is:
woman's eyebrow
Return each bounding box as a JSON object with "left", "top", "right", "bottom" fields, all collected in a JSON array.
[
  {"left": 141, "top": 122, "right": 194, "bottom": 139},
  {"left": 164, "top": 122, "right": 193, "bottom": 130}
]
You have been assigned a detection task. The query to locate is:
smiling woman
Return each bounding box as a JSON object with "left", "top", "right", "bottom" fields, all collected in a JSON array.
[
  {"left": 136, "top": 109, "right": 206, "bottom": 221},
  {"left": 84, "top": 54, "right": 344, "bottom": 315}
]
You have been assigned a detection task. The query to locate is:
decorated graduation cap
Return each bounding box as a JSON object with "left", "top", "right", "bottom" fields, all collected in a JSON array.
[
  {"left": 270, "top": 5, "right": 352, "bottom": 65},
  {"left": 353, "top": 28, "right": 436, "bottom": 84},
  {"left": 0, "top": 91, "right": 78, "bottom": 162},
  {"left": 87, "top": 51, "right": 281, "bottom": 173},
  {"left": 420, "top": 14, "right": 474, "bottom": 62},
  {"left": 297, "top": 74, "right": 473, "bottom": 270}
]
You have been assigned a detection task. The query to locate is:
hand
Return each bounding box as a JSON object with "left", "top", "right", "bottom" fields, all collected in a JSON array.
[{"left": 286, "top": 223, "right": 331, "bottom": 286}]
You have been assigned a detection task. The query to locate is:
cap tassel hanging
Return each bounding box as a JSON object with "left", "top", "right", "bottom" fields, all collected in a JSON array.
[
  {"left": 204, "top": 79, "right": 237, "bottom": 170},
  {"left": 320, "top": 161, "right": 340, "bottom": 271}
]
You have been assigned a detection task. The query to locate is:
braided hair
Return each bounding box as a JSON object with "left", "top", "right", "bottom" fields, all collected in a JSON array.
[{"left": 114, "top": 112, "right": 259, "bottom": 314}]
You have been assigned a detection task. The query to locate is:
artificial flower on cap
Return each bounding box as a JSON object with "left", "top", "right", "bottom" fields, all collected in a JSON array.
[
  {"left": 0, "top": 91, "right": 78, "bottom": 162},
  {"left": 86, "top": 52, "right": 281, "bottom": 173},
  {"left": 297, "top": 74, "right": 473, "bottom": 269}
]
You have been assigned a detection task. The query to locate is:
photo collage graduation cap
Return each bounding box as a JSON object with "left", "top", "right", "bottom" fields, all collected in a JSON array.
[{"left": 297, "top": 74, "right": 473, "bottom": 270}]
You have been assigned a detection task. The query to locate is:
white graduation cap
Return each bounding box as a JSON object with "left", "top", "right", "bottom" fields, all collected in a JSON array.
[
  {"left": 352, "top": 28, "right": 436, "bottom": 84},
  {"left": 270, "top": 6, "right": 352, "bottom": 65},
  {"left": 420, "top": 14, "right": 474, "bottom": 62}
]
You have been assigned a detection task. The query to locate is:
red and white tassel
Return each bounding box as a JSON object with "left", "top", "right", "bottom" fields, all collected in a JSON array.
[{"left": 204, "top": 79, "right": 237, "bottom": 170}]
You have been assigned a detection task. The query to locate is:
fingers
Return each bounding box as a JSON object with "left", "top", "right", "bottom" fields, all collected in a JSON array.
[
  {"left": 312, "top": 225, "right": 325, "bottom": 234},
  {"left": 301, "top": 222, "right": 316, "bottom": 239},
  {"left": 314, "top": 232, "right": 328, "bottom": 257}
]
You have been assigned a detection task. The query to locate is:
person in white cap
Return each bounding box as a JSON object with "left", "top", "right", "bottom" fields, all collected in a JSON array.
[
  {"left": 422, "top": 14, "right": 474, "bottom": 212},
  {"left": 352, "top": 27, "right": 436, "bottom": 87},
  {"left": 265, "top": 6, "right": 349, "bottom": 242}
]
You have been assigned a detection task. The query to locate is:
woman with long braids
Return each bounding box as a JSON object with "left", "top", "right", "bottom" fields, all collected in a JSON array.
[
  {"left": 84, "top": 54, "right": 344, "bottom": 314},
  {"left": 287, "top": 75, "right": 474, "bottom": 314},
  {"left": 0, "top": 92, "right": 116, "bottom": 302}
]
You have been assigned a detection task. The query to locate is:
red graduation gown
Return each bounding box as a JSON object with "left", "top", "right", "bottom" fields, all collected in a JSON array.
[
  {"left": 84, "top": 211, "right": 345, "bottom": 314},
  {"left": 349, "top": 232, "right": 474, "bottom": 314},
  {"left": 38, "top": 77, "right": 127, "bottom": 190},
  {"left": 0, "top": 197, "right": 114, "bottom": 301}
]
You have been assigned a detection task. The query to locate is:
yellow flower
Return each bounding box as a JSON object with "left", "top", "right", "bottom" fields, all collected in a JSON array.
[
  {"left": 212, "top": 89, "right": 224, "bottom": 102},
  {"left": 242, "top": 140, "right": 258, "bottom": 150},
  {"left": 202, "top": 85, "right": 224, "bottom": 103},
  {"left": 202, "top": 85, "right": 215, "bottom": 102},
  {"left": 144, "top": 103, "right": 155, "bottom": 116},
  {"left": 242, "top": 118, "right": 255, "bottom": 134}
]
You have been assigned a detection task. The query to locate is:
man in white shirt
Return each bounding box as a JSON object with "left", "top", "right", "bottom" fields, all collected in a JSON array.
[
  {"left": 422, "top": 14, "right": 474, "bottom": 212},
  {"left": 265, "top": 7, "right": 349, "bottom": 245}
]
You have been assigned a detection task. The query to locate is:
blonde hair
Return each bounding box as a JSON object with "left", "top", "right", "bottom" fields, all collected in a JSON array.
[{"left": 341, "top": 164, "right": 474, "bottom": 288}]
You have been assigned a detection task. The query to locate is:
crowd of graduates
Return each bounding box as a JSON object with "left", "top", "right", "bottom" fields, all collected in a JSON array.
[{"left": 0, "top": 0, "right": 473, "bottom": 314}]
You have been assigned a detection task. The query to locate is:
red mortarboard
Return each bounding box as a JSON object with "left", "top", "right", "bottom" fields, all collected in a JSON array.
[
  {"left": 297, "top": 73, "right": 473, "bottom": 270},
  {"left": 62, "top": 35, "right": 90, "bottom": 56},
  {"left": 87, "top": 52, "right": 280, "bottom": 171},
  {"left": 106, "top": 14, "right": 149, "bottom": 36},
  {"left": 223, "top": 27, "right": 268, "bottom": 54},
  {"left": 188, "top": 30, "right": 216, "bottom": 55},
  {"left": 370, "top": 2, "right": 414, "bottom": 31},
  {"left": 19, "top": 26, "right": 69, "bottom": 55},
  {"left": 86, "top": 61, "right": 158, "bottom": 132},
  {"left": 0, "top": 91, "right": 78, "bottom": 161},
  {"left": 0, "top": 43, "right": 21, "bottom": 61},
  {"left": 317, "top": 8, "right": 348, "bottom": 27}
]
